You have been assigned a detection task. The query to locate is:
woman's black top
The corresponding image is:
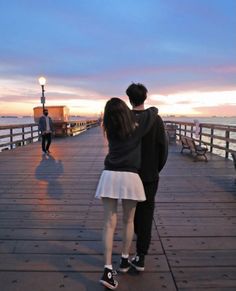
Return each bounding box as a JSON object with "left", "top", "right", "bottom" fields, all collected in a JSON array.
[{"left": 104, "top": 107, "right": 158, "bottom": 173}]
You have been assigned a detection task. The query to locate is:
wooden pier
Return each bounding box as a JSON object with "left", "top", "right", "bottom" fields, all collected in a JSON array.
[{"left": 0, "top": 126, "right": 235, "bottom": 291}]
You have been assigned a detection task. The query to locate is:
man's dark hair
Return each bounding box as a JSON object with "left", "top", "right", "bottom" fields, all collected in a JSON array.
[{"left": 126, "top": 83, "right": 148, "bottom": 107}]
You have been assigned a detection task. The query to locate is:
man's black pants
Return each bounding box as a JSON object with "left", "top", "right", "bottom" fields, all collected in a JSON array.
[
  {"left": 134, "top": 180, "right": 159, "bottom": 255},
  {"left": 42, "top": 133, "right": 52, "bottom": 152}
]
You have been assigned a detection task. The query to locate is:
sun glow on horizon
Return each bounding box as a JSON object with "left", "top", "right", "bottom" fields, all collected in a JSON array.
[
  {"left": 0, "top": 77, "right": 236, "bottom": 117},
  {"left": 149, "top": 90, "right": 236, "bottom": 116}
]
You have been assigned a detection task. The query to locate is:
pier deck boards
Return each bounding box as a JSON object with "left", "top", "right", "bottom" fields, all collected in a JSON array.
[{"left": 0, "top": 126, "right": 235, "bottom": 291}]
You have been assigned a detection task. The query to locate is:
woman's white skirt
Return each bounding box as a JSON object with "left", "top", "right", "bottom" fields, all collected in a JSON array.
[{"left": 95, "top": 170, "right": 146, "bottom": 201}]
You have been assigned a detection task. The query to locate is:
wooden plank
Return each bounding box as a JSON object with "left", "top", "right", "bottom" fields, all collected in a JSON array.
[
  {"left": 0, "top": 240, "right": 16, "bottom": 253},
  {"left": 157, "top": 216, "right": 236, "bottom": 226},
  {"left": 0, "top": 228, "right": 160, "bottom": 241},
  {"left": 0, "top": 271, "right": 177, "bottom": 291},
  {"left": 161, "top": 237, "right": 236, "bottom": 250},
  {"left": 3, "top": 202, "right": 236, "bottom": 212},
  {"left": 166, "top": 250, "right": 236, "bottom": 267},
  {"left": 0, "top": 205, "right": 91, "bottom": 211},
  {"left": 0, "top": 198, "right": 101, "bottom": 205},
  {"left": 157, "top": 225, "right": 236, "bottom": 236},
  {"left": 158, "top": 177, "right": 235, "bottom": 192},
  {"left": 155, "top": 209, "right": 236, "bottom": 217},
  {"left": 155, "top": 202, "right": 236, "bottom": 209},
  {"left": 0, "top": 228, "right": 114, "bottom": 241},
  {"left": 0, "top": 219, "right": 158, "bottom": 232},
  {"left": 157, "top": 192, "right": 236, "bottom": 202},
  {"left": 1, "top": 240, "right": 162, "bottom": 255},
  {"left": 0, "top": 254, "right": 169, "bottom": 271},
  {"left": 0, "top": 211, "right": 90, "bottom": 219},
  {"left": 0, "top": 192, "right": 99, "bottom": 199},
  {"left": 172, "top": 267, "right": 236, "bottom": 289},
  {"left": 0, "top": 211, "right": 126, "bottom": 220}
]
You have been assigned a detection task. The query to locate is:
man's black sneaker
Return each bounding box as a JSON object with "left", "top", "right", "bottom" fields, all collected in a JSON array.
[
  {"left": 130, "top": 254, "right": 145, "bottom": 271},
  {"left": 118, "top": 257, "right": 131, "bottom": 273},
  {"left": 99, "top": 268, "right": 118, "bottom": 290}
]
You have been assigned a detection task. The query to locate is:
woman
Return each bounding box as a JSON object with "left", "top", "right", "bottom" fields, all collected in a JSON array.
[{"left": 95, "top": 98, "right": 158, "bottom": 289}]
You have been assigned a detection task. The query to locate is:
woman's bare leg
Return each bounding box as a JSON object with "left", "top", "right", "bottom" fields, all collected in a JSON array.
[
  {"left": 121, "top": 199, "right": 137, "bottom": 256},
  {"left": 102, "top": 198, "right": 118, "bottom": 265}
]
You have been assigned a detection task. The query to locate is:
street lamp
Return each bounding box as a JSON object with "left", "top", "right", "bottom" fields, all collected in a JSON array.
[{"left": 38, "top": 76, "right": 46, "bottom": 110}]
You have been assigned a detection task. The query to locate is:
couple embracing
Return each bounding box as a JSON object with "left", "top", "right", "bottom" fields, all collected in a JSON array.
[{"left": 95, "top": 83, "right": 168, "bottom": 289}]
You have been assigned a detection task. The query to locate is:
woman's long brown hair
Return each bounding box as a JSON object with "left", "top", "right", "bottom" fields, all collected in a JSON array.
[{"left": 103, "top": 98, "right": 136, "bottom": 140}]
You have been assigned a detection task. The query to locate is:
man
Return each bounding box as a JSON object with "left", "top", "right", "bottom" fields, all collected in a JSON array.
[
  {"left": 38, "top": 108, "right": 54, "bottom": 154},
  {"left": 126, "top": 83, "right": 168, "bottom": 271}
]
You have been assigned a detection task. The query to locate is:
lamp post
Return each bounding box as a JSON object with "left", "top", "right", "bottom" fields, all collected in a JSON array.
[{"left": 38, "top": 76, "right": 46, "bottom": 111}]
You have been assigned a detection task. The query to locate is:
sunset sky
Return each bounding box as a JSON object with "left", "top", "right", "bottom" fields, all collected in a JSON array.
[{"left": 0, "top": 0, "right": 236, "bottom": 117}]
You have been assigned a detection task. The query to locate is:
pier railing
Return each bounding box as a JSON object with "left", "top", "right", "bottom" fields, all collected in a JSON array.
[
  {"left": 58, "top": 119, "right": 99, "bottom": 136},
  {"left": 0, "top": 119, "right": 99, "bottom": 151},
  {"left": 164, "top": 121, "right": 236, "bottom": 159},
  {"left": 0, "top": 123, "right": 40, "bottom": 151}
]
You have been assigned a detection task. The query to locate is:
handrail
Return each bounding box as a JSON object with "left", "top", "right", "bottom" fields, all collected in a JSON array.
[
  {"left": 58, "top": 119, "right": 99, "bottom": 136},
  {"left": 0, "top": 123, "right": 40, "bottom": 150},
  {"left": 0, "top": 119, "right": 99, "bottom": 151},
  {"left": 164, "top": 120, "right": 236, "bottom": 159}
]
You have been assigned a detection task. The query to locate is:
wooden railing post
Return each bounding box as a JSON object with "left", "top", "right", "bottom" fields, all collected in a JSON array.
[
  {"left": 31, "top": 125, "right": 33, "bottom": 140},
  {"left": 210, "top": 128, "right": 214, "bottom": 153},
  {"left": 10, "top": 128, "right": 13, "bottom": 149},
  {"left": 22, "top": 127, "right": 25, "bottom": 146},
  {"left": 199, "top": 125, "right": 202, "bottom": 145},
  {"left": 179, "top": 124, "right": 181, "bottom": 138},
  {"left": 225, "top": 129, "right": 229, "bottom": 159}
]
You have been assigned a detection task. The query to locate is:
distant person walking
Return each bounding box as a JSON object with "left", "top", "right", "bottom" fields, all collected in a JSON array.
[
  {"left": 38, "top": 108, "right": 54, "bottom": 154},
  {"left": 126, "top": 83, "right": 168, "bottom": 271},
  {"left": 95, "top": 98, "right": 158, "bottom": 289}
]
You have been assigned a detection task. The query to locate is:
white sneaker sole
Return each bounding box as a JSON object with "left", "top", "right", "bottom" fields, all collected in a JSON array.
[
  {"left": 118, "top": 266, "right": 130, "bottom": 273},
  {"left": 130, "top": 261, "right": 145, "bottom": 272},
  {"left": 100, "top": 279, "right": 118, "bottom": 290}
]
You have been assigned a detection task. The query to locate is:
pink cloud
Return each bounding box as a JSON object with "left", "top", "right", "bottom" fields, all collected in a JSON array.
[{"left": 151, "top": 81, "right": 236, "bottom": 95}]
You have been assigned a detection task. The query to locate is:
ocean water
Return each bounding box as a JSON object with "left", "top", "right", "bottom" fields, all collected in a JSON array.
[
  {"left": 0, "top": 117, "right": 34, "bottom": 125},
  {"left": 163, "top": 116, "right": 236, "bottom": 126}
]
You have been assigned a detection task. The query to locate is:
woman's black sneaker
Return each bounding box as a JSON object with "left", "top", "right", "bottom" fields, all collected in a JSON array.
[
  {"left": 100, "top": 268, "right": 118, "bottom": 290},
  {"left": 118, "top": 257, "right": 131, "bottom": 273},
  {"left": 130, "top": 254, "right": 145, "bottom": 271}
]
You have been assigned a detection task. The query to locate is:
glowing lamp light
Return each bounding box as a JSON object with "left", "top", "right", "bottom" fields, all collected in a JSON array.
[
  {"left": 38, "top": 76, "right": 47, "bottom": 110},
  {"left": 38, "top": 76, "right": 46, "bottom": 86}
]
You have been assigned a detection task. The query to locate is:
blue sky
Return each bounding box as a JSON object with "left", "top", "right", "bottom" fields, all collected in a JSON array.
[{"left": 0, "top": 0, "right": 236, "bottom": 116}]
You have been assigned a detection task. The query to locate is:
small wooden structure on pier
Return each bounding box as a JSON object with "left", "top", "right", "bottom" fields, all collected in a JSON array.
[{"left": 0, "top": 126, "right": 236, "bottom": 290}]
